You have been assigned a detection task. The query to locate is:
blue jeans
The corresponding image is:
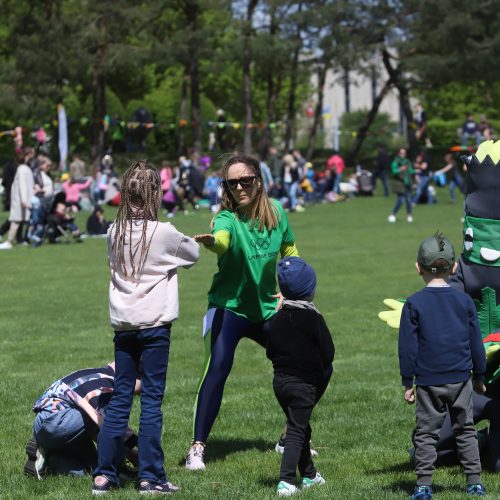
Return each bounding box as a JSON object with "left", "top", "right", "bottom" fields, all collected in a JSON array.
[
  {"left": 284, "top": 181, "right": 299, "bottom": 209},
  {"left": 95, "top": 325, "right": 171, "bottom": 485},
  {"left": 449, "top": 173, "right": 464, "bottom": 202},
  {"left": 413, "top": 175, "right": 433, "bottom": 204},
  {"left": 34, "top": 408, "right": 97, "bottom": 475},
  {"left": 392, "top": 186, "right": 412, "bottom": 215}
]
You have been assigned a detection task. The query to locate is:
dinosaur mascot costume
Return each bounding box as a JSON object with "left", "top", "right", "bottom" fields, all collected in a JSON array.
[{"left": 380, "top": 140, "right": 500, "bottom": 471}]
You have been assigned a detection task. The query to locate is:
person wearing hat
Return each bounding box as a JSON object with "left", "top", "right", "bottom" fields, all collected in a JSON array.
[
  {"left": 398, "top": 232, "right": 487, "bottom": 499},
  {"left": 266, "top": 257, "right": 334, "bottom": 496}
]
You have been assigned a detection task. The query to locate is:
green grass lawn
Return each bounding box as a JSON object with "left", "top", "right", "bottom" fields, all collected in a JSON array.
[{"left": 1, "top": 188, "right": 498, "bottom": 499}]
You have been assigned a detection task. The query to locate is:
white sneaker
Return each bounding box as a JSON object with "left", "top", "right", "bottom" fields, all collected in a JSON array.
[
  {"left": 387, "top": 214, "right": 396, "bottom": 223},
  {"left": 407, "top": 215, "right": 414, "bottom": 223},
  {"left": 0, "top": 240, "right": 13, "bottom": 250},
  {"left": 277, "top": 481, "right": 298, "bottom": 496},
  {"left": 295, "top": 205, "right": 305, "bottom": 212},
  {"left": 301, "top": 472, "right": 326, "bottom": 489},
  {"left": 185, "top": 442, "right": 206, "bottom": 471}
]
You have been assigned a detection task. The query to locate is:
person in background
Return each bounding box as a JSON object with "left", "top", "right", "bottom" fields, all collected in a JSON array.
[
  {"left": 86, "top": 206, "right": 110, "bottom": 236},
  {"left": 0, "top": 147, "right": 35, "bottom": 250},
  {"left": 412, "top": 151, "right": 434, "bottom": 205},
  {"left": 387, "top": 148, "right": 414, "bottom": 223},
  {"left": 326, "top": 150, "right": 345, "bottom": 195},
  {"left": 462, "top": 113, "right": 481, "bottom": 147},
  {"left": 433, "top": 153, "right": 465, "bottom": 204},
  {"left": 372, "top": 144, "right": 390, "bottom": 197},
  {"left": 69, "top": 153, "right": 86, "bottom": 181}
]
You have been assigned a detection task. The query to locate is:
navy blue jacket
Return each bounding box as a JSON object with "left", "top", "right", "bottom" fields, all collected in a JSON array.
[{"left": 398, "top": 286, "right": 486, "bottom": 387}]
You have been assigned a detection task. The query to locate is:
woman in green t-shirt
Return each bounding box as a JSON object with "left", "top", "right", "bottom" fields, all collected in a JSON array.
[{"left": 185, "top": 154, "right": 299, "bottom": 471}]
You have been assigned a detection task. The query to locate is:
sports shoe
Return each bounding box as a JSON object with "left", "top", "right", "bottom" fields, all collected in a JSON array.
[
  {"left": 0, "top": 240, "right": 13, "bottom": 250},
  {"left": 277, "top": 481, "right": 298, "bottom": 496},
  {"left": 92, "top": 475, "right": 116, "bottom": 495},
  {"left": 388, "top": 214, "right": 396, "bottom": 223},
  {"left": 466, "top": 483, "right": 487, "bottom": 496},
  {"left": 138, "top": 480, "right": 180, "bottom": 494},
  {"left": 411, "top": 485, "right": 432, "bottom": 499},
  {"left": 301, "top": 472, "right": 326, "bottom": 489},
  {"left": 185, "top": 442, "right": 206, "bottom": 471},
  {"left": 295, "top": 205, "right": 305, "bottom": 212},
  {"left": 24, "top": 437, "right": 46, "bottom": 480},
  {"left": 407, "top": 215, "right": 414, "bottom": 223}
]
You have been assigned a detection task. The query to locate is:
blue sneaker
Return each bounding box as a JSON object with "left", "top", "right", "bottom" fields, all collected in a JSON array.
[
  {"left": 411, "top": 485, "right": 432, "bottom": 500},
  {"left": 466, "top": 483, "right": 487, "bottom": 496}
]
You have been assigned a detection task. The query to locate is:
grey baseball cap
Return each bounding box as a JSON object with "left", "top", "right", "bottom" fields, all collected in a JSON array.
[{"left": 417, "top": 232, "right": 455, "bottom": 273}]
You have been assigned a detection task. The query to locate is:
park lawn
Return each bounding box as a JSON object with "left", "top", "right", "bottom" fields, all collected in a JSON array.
[{"left": 1, "top": 188, "right": 498, "bottom": 499}]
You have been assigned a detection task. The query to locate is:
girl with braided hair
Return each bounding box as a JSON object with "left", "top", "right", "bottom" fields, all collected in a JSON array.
[
  {"left": 93, "top": 160, "right": 199, "bottom": 495},
  {"left": 185, "top": 154, "right": 299, "bottom": 471}
]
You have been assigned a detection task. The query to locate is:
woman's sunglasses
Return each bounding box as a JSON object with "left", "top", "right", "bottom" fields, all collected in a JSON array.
[{"left": 224, "top": 176, "right": 257, "bottom": 190}]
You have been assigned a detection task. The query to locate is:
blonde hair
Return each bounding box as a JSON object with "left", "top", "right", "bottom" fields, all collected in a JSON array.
[
  {"left": 212, "top": 154, "right": 279, "bottom": 232},
  {"left": 111, "top": 160, "right": 161, "bottom": 277}
]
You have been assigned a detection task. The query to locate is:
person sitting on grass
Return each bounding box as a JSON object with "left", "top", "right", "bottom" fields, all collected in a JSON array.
[
  {"left": 25, "top": 362, "right": 140, "bottom": 480},
  {"left": 398, "top": 232, "right": 487, "bottom": 499},
  {"left": 46, "top": 201, "right": 82, "bottom": 243},
  {"left": 266, "top": 257, "right": 334, "bottom": 497}
]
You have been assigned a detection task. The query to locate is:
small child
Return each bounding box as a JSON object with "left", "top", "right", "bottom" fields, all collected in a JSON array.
[
  {"left": 398, "top": 232, "right": 487, "bottom": 499},
  {"left": 92, "top": 160, "right": 199, "bottom": 495},
  {"left": 266, "top": 257, "right": 334, "bottom": 496}
]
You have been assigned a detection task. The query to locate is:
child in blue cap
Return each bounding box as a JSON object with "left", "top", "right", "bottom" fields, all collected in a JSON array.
[{"left": 266, "top": 256, "right": 334, "bottom": 496}]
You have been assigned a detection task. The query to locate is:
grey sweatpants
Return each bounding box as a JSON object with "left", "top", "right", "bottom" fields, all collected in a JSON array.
[{"left": 415, "top": 379, "right": 481, "bottom": 486}]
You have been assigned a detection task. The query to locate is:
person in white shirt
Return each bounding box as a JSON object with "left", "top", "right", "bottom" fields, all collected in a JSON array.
[{"left": 92, "top": 160, "right": 199, "bottom": 495}]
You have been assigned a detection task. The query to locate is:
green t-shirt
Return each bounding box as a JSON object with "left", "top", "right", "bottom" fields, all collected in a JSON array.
[{"left": 208, "top": 201, "right": 295, "bottom": 323}]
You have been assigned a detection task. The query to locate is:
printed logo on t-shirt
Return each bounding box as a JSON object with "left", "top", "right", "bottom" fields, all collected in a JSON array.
[{"left": 251, "top": 236, "right": 271, "bottom": 250}]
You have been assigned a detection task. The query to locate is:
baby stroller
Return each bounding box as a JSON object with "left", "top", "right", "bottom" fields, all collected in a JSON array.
[
  {"left": 44, "top": 193, "right": 82, "bottom": 244},
  {"left": 357, "top": 170, "right": 374, "bottom": 196}
]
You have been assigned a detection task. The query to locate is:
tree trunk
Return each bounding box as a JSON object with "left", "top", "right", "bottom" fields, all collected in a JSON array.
[
  {"left": 382, "top": 48, "right": 418, "bottom": 158},
  {"left": 260, "top": 4, "right": 281, "bottom": 157},
  {"left": 186, "top": 1, "right": 201, "bottom": 154},
  {"left": 91, "top": 19, "right": 106, "bottom": 162},
  {"left": 242, "top": 0, "right": 259, "bottom": 154},
  {"left": 284, "top": 2, "right": 303, "bottom": 152},
  {"left": 343, "top": 64, "right": 350, "bottom": 113},
  {"left": 306, "top": 63, "right": 328, "bottom": 161},
  {"left": 178, "top": 69, "right": 189, "bottom": 156},
  {"left": 346, "top": 76, "right": 394, "bottom": 165}
]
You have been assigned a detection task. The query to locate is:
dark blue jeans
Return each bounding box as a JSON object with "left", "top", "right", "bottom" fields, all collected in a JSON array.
[
  {"left": 94, "top": 325, "right": 171, "bottom": 485},
  {"left": 392, "top": 186, "right": 413, "bottom": 215}
]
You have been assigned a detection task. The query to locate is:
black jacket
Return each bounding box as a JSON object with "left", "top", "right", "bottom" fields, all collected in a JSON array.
[{"left": 266, "top": 305, "right": 334, "bottom": 385}]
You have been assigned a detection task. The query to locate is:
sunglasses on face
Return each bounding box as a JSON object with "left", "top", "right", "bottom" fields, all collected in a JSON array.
[{"left": 224, "top": 176, "right": 257, "bottom": 189}]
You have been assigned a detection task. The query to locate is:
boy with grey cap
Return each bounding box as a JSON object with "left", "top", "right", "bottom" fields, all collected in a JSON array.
[{"left": 399, "top": 232, "right": 487, "bottom": 499}]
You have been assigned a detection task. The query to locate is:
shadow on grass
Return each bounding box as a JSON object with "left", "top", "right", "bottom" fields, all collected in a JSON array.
[
  {"left": 368, "top": 461, "right": 414, "bottom": 475},
  {"left": 178, "top": 437, "right": 273, "bottom": 466}
]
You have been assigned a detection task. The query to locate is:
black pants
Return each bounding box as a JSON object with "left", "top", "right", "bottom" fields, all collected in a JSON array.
[{"left": 273, "top": 368, "right": 332, "bottom": 483}]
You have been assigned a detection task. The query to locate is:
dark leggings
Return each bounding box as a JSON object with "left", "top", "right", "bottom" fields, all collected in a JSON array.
[
  {"left": 192, "top": 308, "right": 270, "bottom": 443},
  {"left": 433, "top": 392, "right": 500, "bottom": 471}
]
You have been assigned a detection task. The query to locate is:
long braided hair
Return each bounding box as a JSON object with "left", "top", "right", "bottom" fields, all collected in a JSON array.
[
  {"left": 111, "top": 160, "right": 161, "bottom": 278},
  {"left": 213, "top": 154, "right": 279, "bottom": 232}
]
